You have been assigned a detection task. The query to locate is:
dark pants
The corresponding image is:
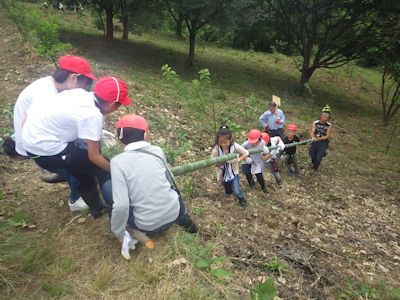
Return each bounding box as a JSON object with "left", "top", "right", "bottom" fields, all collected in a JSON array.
[
  {"left": 242, "top": 164, "right": 266, "bottom": 190},
  {"left": 268, "top": 128, "right": 284, "bottom": 138},
  {"left": 127, "top": 195, "right": 190, "bottom": 238},
  {"left": 28, "top": 143, "right": 111, "bottom": 193},
  {"left": 309, "top": 141, "right": 328, "bottom": 169},
  {"left": 285, "top": 154, "right": 299, "bottom": 174}
]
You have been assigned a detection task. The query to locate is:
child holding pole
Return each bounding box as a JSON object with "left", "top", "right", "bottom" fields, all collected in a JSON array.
[
  {"left": 211, "top": 126, "right": 249, "bottom": 208},
  {"left": 241, "top": 129, "right": 268, "bottom": 193},
  {"left": 282, "top": 124, "right": 301, "bottom": 175},
  {"left": 261, "top": 132, "right": 285, "bottom": 186}
]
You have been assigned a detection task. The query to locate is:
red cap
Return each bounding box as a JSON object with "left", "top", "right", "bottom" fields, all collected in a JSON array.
[
  {"left": 248, "top": 129, "right": 261, "bottom": 144},
  {"left": 94, "top": 76, "right": 131, "bottom": 106},
  {"left": 287, "top": 124, "right": 298, "bottom": 131},
  {"left": 58, "top": 55, "right": 96, "bottom": 80},
  {"left": 261, "top": 132, "right": 270, "bottom": 144},
  {"left": 116, "top": 115, "right": 148, "bottom": 131}
]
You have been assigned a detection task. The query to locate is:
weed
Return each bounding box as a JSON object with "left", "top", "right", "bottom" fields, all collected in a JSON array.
[
  {"left": 177, "top": 232, "right": 232, "bottom": 280},
  {"left": 249, "top": 277, "right": 278, "bottom": 300},
  {"left": 264, "top": 258, "right": 288, "bottom": 276},
  {"left": 336, "top": 278, "right": 400, "bottom": 300},
  {"left": 42, "top": 281, "right": 70, "bottom": 298},
  {"left": 191, "top": 206, "right": 205, "bottom": 217}
]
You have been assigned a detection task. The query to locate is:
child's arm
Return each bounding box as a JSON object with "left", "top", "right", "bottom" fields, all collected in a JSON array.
[
  {"left": 261, "top": 145, "right": 272, "bottom": 161},
  {"left": 234, "top": 143, "right": 249, "bottom": 161},
  {"left": 310, "top": 123, "right": 316, "bottom": 140},
  {"left": 110, "top": 160, "right": 131, "bottom": 243},
  {"left": 316, "top": 126, "right": 332, "bottom": 141}
]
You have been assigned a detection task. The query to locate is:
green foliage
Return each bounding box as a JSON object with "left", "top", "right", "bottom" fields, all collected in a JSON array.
[
  {"left": 2, "top": 0, "right": 70, "bottom": 59},
  {"left": 249, "top": 278, "right": 278, "bottom": 300},
  {"left": 42, "top": 281, "right": 71, "bottom": 298},
  {"left": 226, "top": 121, "right": 243, "bottom": 134},
  {"left": 161, "top": 64, "right": 180, "bottom": 84},
  {"left": 177, "top": 232, "right": 232, "bottom": 280},
  {"left": 336, "top": 278, "right": 400, "bottom": 300},
  {"left": 264, "top": 258, "right": 288, "bottom": 276},
  {"left": 101, "top": 143, "right": 124, "bottom": 160}
]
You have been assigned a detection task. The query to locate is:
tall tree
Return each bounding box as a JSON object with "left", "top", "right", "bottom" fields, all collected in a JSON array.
[
  {"left": 267, "top": 0, "right": 379, "bottom": 93},
  {"left": 165, "top": 0, "right": 233, "bottom": 66},
  {"left": 89, "top": 0, "right": 118, "bottom": 41}
]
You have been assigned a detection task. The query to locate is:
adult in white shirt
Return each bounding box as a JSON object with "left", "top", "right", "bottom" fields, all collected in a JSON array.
[
  {"left": 13, "top": 55, "right": 96, "bottom": 212},
  {"left": 22, "top": 77, "right": 131, "bottom": 219}
]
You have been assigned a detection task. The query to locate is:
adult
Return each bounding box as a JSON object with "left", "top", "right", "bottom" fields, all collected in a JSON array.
[
  {"left": 13, "top": 55, "right": 96, "bottom": 211},
  {"left": 259, "top": 101, "right": 285, "bottom": 138},
  {"left": 22, "top": 76, "right": 131, "bottom": 219},
  {"left": 309, "top": 108, "right": 333, "bottom": 170}
]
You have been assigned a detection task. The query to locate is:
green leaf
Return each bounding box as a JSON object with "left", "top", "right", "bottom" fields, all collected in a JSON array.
[
  {"left": 210, "top": 268, "right": 233, "bottom": 278},
  {"left": 194, "top": 258, "right": 209, "bottom": 269},
  {"left": 250, "top": 278, "right": 277, "bottom": 300}
]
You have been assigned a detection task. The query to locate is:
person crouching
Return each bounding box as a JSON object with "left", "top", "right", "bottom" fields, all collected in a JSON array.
[{"left": 110, "top": 115, "right": 198, "bottom": 247}]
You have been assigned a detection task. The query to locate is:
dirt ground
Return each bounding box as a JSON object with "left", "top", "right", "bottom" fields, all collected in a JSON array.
[{"left": 0, "top": 11, "right": 399, "bottom": 300}]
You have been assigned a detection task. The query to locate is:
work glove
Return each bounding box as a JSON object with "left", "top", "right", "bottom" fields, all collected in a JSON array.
[
  {"left": 101, "top": 129, "right": 117, "bottom": 148},
  {"left": 270, "top": 149, "right": 279, "bottom": 158}
]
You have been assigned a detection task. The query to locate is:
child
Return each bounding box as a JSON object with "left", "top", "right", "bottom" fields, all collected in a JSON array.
[
  {"left": 211, "top": 126, "right": 249, "bottom": 208},
  {"left": 241, "top": 129, "right": 268, "bottom": 193},
  {"left": 261, "top": 132, "right": 284, "bottom": 186},
  {"left": 309, "top": 108, "right": 332, "bottom": 170},
  {"left": 110, "top": 115, "right": 197, "bottom": 258},
  {"left": 282, "top": 124, "right": 301, "bottom": 175}
]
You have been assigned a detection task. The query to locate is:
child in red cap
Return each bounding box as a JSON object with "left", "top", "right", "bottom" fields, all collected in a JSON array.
[
  {"left": 110, "top": 115, "right": 198, "bottom": 257},
  {"left": 282, "top": 124, "right": 301, "bottom": 175},
  {"left": 261, "top": 132, "right": 285, "bottom": 186},
  {"left": 241, "top": 129, "right": 268, "bottom": 193}
]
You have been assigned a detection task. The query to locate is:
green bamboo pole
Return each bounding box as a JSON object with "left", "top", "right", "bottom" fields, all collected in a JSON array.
[{"left": 171, "top": 139, "right": 312, "bottom": 176}]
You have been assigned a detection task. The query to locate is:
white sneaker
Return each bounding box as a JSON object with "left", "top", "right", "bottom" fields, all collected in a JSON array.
[{"left": 68, "top": 197, "right": 89, "bottom": 212}]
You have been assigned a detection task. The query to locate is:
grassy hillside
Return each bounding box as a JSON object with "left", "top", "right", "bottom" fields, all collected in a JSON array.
[{"left": 0, "top": 5, "right": 399, "bottom": 300}]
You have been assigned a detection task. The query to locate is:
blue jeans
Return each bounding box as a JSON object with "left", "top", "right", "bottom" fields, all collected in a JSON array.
[
  {"left": 223, "top": 175, "right": 244, "bottom": 198},
  {"left": 42, "top": 167, "right": 80, "bottom": 202},
  {"left": 127, "top": 194, "right": 189, "bottom": 238}
]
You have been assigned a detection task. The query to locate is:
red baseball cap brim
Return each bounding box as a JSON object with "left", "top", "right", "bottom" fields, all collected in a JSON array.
[{"left": 58, "top": 55, "right": 96, "bottom": 80}]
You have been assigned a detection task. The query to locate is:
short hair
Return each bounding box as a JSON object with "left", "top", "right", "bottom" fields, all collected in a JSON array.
[
  {"left": 269, "top": 101, "right": 277, "bottom": 107},
  {"left": 117, "top": 127, "right": 145, "bottom": 144},
  {"left": 52, "top": 69, "right": 93, "bottom": 89}
]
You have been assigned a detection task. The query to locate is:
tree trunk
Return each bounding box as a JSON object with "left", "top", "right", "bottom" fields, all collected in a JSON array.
[
  {"left": 105, "top": 6, "right": 114, "bottom": 41},
  {"left": 188, "top": 27, "right": 196, "bottom": 67},
  {"left": 122, "top": 17, "right": 129, "bottom": 40},
  {"left": 299, "top": 67, "right": 316, "bottom": 94},
  {"left": 176, "top": 13, "right": 183, "bottom": 38}
]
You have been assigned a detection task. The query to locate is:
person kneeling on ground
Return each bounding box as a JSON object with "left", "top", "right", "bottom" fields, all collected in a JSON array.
[{"left": 110, "top": 115, "right": 198, "bottom": 250}]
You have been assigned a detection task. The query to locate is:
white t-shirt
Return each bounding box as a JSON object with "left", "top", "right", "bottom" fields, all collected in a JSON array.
[
  {"left": 13, "top": 76, "right": 58, "bottom": 156},
  {"left": 22, "top": 89, "right": 104, "bottom": 156}
]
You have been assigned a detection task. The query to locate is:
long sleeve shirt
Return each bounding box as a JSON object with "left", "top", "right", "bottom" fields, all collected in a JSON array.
[
  {"left": 241, "top": 140, "right": 267, "bottom": 174},
  {"left": 259, "top": 109, "right": 285, "bottom": 130},
  {"left": 110, "top": 141, "right": 180, "bottom": 239},
  {"left": 211, "top": 142, "right": 248, "bottom": 182}
]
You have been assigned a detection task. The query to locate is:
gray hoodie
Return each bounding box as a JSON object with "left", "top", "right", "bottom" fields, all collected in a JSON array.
[{"left": 110, "top": 141, "right": 180, "bottom": 238}]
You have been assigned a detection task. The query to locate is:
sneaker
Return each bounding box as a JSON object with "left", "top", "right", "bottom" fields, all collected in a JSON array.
[
  {"left": 68, "top": 197, "right": 89, "bottom": 212},
  {"left": 262, "top": 188, "right": 268, "bottom": 194}
]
